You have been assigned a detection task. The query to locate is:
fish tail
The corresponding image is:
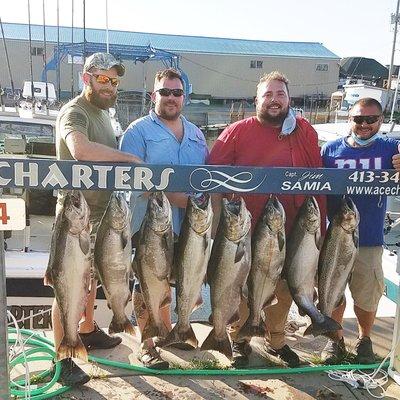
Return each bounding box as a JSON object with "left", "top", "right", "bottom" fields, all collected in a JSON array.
[
  {"left": 109, "top": 316, "right": 136, "bottom": 336},
  {"left": 201, "top": 329, "right": 232, "bottom": 359},
  {"left": 236, "top": 319, "right": 265, "bottom": 341},
  {"left": 303, "top": 316, "right": 342, "bottom": 337},
  {"left": 56, "top": 337, "right": 88, "bottom": 362},
  {"left": 141, "top": 320, "right": 169, "bottom": 342},
  {"left": 162, "top": 323, "right": 198, "bottom": 349}
]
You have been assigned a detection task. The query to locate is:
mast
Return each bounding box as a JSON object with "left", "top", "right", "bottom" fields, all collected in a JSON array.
[{"left": 27, "top": 0, "right": 35, "bottom": 102}]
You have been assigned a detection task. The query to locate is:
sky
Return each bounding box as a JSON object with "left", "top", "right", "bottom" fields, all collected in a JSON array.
[{"left": 0, "top": 0, "right": 398, "bottom": 66}]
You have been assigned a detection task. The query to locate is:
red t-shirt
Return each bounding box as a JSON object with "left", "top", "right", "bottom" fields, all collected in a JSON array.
[{"left": 208, "top": 116, "right": 326, "bottom": 234}]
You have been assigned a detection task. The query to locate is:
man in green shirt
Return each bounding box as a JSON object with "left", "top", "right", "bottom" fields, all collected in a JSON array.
[{"left": 53, "top": 53, "right": 141, "bottom": 386}]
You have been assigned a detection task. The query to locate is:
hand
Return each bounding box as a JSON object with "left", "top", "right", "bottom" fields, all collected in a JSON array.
[{"left": 393, "top": 145, "right": 400, "bottom": 171}]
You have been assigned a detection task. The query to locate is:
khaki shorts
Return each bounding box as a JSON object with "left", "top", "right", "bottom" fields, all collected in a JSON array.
[{"left": 349, "top": 246, "right": 384, "bottom": 312}]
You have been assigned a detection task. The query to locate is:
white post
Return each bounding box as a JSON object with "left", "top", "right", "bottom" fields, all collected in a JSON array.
[{"left": 389, "top": 253, "right": 400, "bottom": 384}]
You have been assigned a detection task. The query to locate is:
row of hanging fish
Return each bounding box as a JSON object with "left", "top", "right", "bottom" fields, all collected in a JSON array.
[{"left": 45, "top": 189, "right": 359, "bottom": 362}]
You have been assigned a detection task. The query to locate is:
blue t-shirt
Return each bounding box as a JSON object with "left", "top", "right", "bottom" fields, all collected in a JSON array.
[
  {"left": 120, "top": 110, "right": 209, "bottom": 234},
  {"left": 322, "top": 136, "right": 398, "bottom": 246}
]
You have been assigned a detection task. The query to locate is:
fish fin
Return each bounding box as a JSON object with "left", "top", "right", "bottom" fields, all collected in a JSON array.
[
  {"left": 298, "top": 308, "right": 307, "bottom": 317},
  {"left": 56, "top": 337, "right": 88, "bottom": 362},
  {"left": 121, "top": 230, "right": 129, "bottom": 250},
  {"left": 227, "top": 311, "right": 240, "bottom": 325},
  {"left": 192, "top": 293, "right": 203, "bottom": 312},
  {"left": 334, "top": 295, "right": 346, "bottom": 309},
  {"left": 234, "top": 241, "right": 245, "bottom": 263},
  {"left": 315, "top": 230, "right": 322, "bottom": 250},
  {"left": 313, "top": 289, "right": 318, "bottom": 303},
  {"left": 142, "top": 320, "right": 169, "bottom": 342},
  {"left": 278, "top": 230, "right": 285, "bottom": 252},
  {"left": 79, "top": 231, "right": 90, "bottom": 255},
  {"left": 43, "top": 270, "right": 53, "bottom": 287},
  {"left": 303, "top": 316, "right": 342, "bottom": 337},
  {"left": 353, "top": 230, "right": 359, "bottom": 248},
  {"left": 208, "top": 313, "right": 213, "bottom": 324},
  {"left": 263, "top": 295, "right": 278, "bottom": 309},
  {"left": 237, "top": 319, "right": 266, "bottom": 341},
  {"left": 109, "top": 317, "right": 135, "bottom": 336},
  {"left": 201, "top": 329, "right": 232, "bottom": 359},
  {"left": 203, "top": 234, "right": 209, "bottom": 253},
  {"left": 162, "top": 324, "right": 198, "bottom": 349},
  {"left": 160, "top": 293, "right": 172, "bottom": 308}
]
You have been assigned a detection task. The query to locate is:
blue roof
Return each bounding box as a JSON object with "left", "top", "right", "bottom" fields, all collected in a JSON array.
[{"left": 2, "top": 22, "right": 339, "bottom": 59}]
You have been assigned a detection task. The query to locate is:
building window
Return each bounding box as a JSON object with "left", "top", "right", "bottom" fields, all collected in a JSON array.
[
  {"left": 31, "top": 47, "right": 44, "bottom": 56},
  {"left": 316, "top": 63, "right": 328, "bottom": 72},
  {"left": 250, "top": 60, "right": 263, "bottom": 69}
]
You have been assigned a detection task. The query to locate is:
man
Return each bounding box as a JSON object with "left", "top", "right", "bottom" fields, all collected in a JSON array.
[
  {"left": 321, "top": 97, "right": 400, "bottom": 364},
  {"left": 207, "top": 71, "right": 326, "bottom": 368},
  {"left": 53, "top": 52, "right": 142, "bottom": 386},
  {"left": 120, "top": 68, "right": 208, "bottom": 369}
]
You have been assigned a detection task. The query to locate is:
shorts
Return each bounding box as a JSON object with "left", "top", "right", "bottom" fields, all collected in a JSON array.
[{"left": 349, "top": 246, "right": 384, "bottom": 312}]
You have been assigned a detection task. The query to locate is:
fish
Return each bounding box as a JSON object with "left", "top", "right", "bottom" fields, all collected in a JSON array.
[
  {"left": 201, "top": 197, "right": 252, "bottom": 358},
  {"left": 237, "top": 196, "right": 286, "bottom": 341},
  {"left": 318, "top": 196, "right": 359, "bottom": 318},
  {"left": 44, "top": 190, "right": 91, "bottom": 362},
  {"left": 94, "top": 192, "right": 135, "bottom": 336},
  {"left": 135, "top": 191, "right": 174, "bottom": 342},
  {"left": 283, "top": 196, "right": 341, "bottom": 337},
  {"left": 162, "top": 193, "right": 213, "bottom": 349}
]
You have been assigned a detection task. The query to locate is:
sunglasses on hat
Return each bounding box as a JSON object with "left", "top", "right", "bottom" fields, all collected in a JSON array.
[
  {"left": 86, "top": 72, "right": 120, "bottom": 87},
  {"left": 351, "top": 115, "right": 381, "bottom": 125},
  {"left": 156, "top": 88, "right": 184, "bottom": 97}
]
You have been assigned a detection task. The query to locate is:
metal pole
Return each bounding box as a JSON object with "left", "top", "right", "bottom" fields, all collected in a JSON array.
[
  {"left": 390, "top": 77, "right": 400, "bottom": 122},
  {"left": 106, "top": 0, "right": 109, "bottom": 53},
  {"left": 387, "top": 0, "right": 400, "bottom": 109},
  {"left": 0, "top": 226, "right": 10, "bottom": 400}
]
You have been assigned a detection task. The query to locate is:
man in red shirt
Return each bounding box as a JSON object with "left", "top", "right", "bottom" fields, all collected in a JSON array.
[{"left": 208, "top": 71, "right": 325, "bottom": 368}]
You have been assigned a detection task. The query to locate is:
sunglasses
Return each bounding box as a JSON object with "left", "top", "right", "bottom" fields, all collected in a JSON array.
[
  {"left": 351, "top": 115, "right": 381, "bottom": 124},
  {"left": 86, "top": 72, "right": 120, "bottom": 87},
  {"left": 156, "top": 88, "right": 184, "bottom": 97}
]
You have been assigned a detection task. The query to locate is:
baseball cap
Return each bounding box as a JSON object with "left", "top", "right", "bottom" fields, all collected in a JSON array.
[{"left": 83, "top": 53, "right": 125, "bottom": 77}]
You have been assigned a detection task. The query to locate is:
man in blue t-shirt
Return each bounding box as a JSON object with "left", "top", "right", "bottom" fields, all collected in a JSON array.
[
  {"left": 120, "top": 68, "right": 208, "bottom": 369},
  {"left": 321, "top": 97, "right": 400, "bottom": 364}
]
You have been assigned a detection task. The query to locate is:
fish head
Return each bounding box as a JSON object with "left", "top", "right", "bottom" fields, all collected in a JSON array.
[
  {"left": 222, "top": 197, "right": 251, "bottom": 241},
  {"left": 263, "top": 195, "right": 286, "bottom": 232},
  {"left": 300, "top": 196, "right": 320, "bottom": 233},
  {"left": 187, "top": 193, "right": 213, "bottom": 234},
  {"left": 106, "top": 192, "right": 131, "bottom": 231},
  {"left": 63, "top": 190, "right": 90, "bottom": 233},
  {"left": 339, "top": 196, "right": 360, "bottom": 232},
  {"left": 147, "top": 191, "right": 172, "bottom": 232}
]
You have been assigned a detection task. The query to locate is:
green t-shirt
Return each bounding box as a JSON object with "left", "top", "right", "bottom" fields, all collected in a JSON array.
[{"left": 56, "top": 94, "right": 117, "bottom": 222}]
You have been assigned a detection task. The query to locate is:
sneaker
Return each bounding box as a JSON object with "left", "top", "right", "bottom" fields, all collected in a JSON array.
[
  {"left": 56, "top": 358, "right": 90, "bottom": 387},
  {"left": 79, "top": 322, "right": 122, "bottom": 350},
  {"left": 321, "top": 338, "right": 346, "bottom": 364},
  {"left": 139, "top": 347, "right": 169, "bottom": 370},
  {"left": 232, "top": 341, "right": 252, "bottom": 368},
  {"left": 354, "top": 336, "right": 375, "bottom": 364},
  {"left": 265, "top": 344, "right": 300, "bottom": 368}
]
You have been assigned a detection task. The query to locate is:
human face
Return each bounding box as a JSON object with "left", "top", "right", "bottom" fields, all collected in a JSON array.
[
  {"left": 255, "top": 80, "right": 290, "bottom": 126},
  {"left": 84, "top": 67, "right": 118, "bottom": 109},
  {"left": 152, "top": 77, "right": 184, "bottom": 121},
  {"left": 349, "top": 104, "right": 383, "bottom": 140}
]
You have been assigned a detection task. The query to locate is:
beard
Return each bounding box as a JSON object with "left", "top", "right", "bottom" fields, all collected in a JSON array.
[
  {"left": 86, "top": 84, "right": 117, "bottom": 110},
  {"left": 155, "top": 101, "right": 182, "bottom": 121},
  {"left": 256, "top": 103, "right": 289, "bottom": 126}
]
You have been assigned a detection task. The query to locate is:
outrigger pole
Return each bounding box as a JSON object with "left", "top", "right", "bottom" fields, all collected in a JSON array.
[{"left": 27, "top": 0, "right": 35, "bottom": 102}]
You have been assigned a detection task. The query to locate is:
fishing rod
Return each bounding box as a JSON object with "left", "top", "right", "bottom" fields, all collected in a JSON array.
[
  {"left": 71, "top": 0, "right": 75, "bottom": 98},
  {"left": 27, "top": 0, "right": 35, "bottom": 104},
  {"left": 56, "top": 0, "right": 61, "bottom": 102},
  {"left": 83, "top": 0, "right": 86, "bottom": 62},
  {"left": 0, "top": 16, "right": 15, "bottom": 99},
  {"left": 42, "top": 0, "right": 49, "bottom": 108}
]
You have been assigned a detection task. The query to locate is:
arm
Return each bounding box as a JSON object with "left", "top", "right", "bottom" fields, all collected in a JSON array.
[
  {"left": 66, "top": 131, "right": 142, "bottom": 162},
  {"left": 392, "top": 143, "right": 400, "bottom": 171}
]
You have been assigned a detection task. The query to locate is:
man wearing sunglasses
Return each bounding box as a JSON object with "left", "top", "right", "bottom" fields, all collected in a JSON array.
[
  {"left": 321, "top": 97, "right": 400, "bottom": 365},
  {"left": 120, "top": 68, "right": 208, "bottom": 369},
  {"left": 53, "top": 52, "right": 142, "bottom": 386}
]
